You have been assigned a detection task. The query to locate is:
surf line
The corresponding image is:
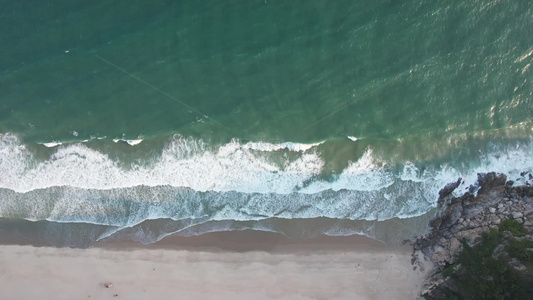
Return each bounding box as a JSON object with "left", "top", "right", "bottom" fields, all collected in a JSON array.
[{"left": 94, "top": 54, "right": 232, "bottom": 132}]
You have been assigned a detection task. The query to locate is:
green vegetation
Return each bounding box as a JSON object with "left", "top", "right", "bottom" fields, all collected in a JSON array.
[
  {"left": 441, "top": 262, "right": 458, "bottom": 278},
  {"left": 434, "top": 220, "right": 533, "bottom": 300},
  {"left": 507, "top": 239, "right": 533, "bottom": 262},
  {"left": 501, "top": 219, "right": 527, "bottom": 237}
]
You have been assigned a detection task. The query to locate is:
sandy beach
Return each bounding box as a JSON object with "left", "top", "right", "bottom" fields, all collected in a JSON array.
[{"left": 0, "top": 232, "right": 429, "bottom": 300}]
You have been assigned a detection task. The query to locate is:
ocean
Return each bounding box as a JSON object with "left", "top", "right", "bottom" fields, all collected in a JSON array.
[{"left": 0, "top": 0, "right": 532, "bottom": 247}]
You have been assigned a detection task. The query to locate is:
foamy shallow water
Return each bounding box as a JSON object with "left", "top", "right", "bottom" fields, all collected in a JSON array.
[
  {"left": 1, "top": 133, "right": 532, "bottom": 226},
  {"left": 1, "top": 132, "right": 532, "bottom": 246}
]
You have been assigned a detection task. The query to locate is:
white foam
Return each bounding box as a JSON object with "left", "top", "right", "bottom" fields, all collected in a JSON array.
[
  {"left": 242, "top": 140, "right": 324, "bottom": 152},
  {"left": 41, "top": 142, "right": 62, "bottom": 148},
  {"left": 0, "top": 134, "right": 323, "bottom": 194},
  {"left": 301, "top": 148, "right": 394, "bottom": 193},
  {"left": 400, "top": 162, "right": 426, "bottom": 182},
  {"left": 125, "top": 139, "right": 143, "bottom": 146},
  {"left": 456, "top": 142, "right": 533, "bottom": 193},
  {"left": 1, "top": 133, "right": 532, "bottom": 223},
  {"left": 112, "top": 136, "right": 143, "bottom": 146},
  {"left": 347, "top": 136, "right": 358, "bottom": 141}
]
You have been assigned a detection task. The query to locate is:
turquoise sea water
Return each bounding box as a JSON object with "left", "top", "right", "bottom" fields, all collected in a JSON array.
[{"left": 0, "top": 0, "right": 532, "bottom": 246}]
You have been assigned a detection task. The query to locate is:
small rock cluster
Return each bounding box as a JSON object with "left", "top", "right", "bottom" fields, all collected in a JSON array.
[{"left": 411, "top": 172, "right": 533, "bottom": 298}]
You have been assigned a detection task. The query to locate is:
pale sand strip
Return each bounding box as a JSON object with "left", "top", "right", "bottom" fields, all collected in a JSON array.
[{"left": 0, "top": 234, "right": 429, "bottom": 300}]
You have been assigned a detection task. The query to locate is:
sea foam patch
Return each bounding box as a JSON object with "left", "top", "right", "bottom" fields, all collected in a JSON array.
[
  {"left": 300, "top": 148, "right": 395, "bottom": 193},
  {"left": 242, "top": 140, "right": 325, "bottom": 152},
  {"left": 41, "top": 142, "right": 63, "bottom": 148},
  {"left": 113, "top": 136, "right": 143, "bottom": 146},
  {"left": 347, "top": 136, "right": 358, "bottom": 141},
  {"left": 1, "top": 133, "right": 532, "bottom": 221},
  {"left": 0, "top": 134, "right": 324, "bottom": 194}
]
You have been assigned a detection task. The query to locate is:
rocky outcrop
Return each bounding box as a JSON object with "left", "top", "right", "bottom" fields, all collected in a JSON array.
[{"left": 412, "top": 172, "right": 533, "bottom": 299}]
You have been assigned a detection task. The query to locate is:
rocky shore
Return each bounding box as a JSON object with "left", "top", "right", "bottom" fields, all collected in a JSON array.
[{"left": 412, "top": 172, "right": 533, "bottom": 299}]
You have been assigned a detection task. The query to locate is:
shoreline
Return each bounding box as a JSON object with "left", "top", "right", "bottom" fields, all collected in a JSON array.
[
  {"left": 98, "top": 230, "right": 388, "bottom": 252},
  {"left": 0, "top": 231, "right": 430, "bottom": 300},
  {"left": 0, "top": 212, "right": 437, "bottom": 248}
]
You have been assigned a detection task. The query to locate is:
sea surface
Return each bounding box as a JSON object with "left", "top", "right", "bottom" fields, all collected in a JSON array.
[{"left": 0, "top": 0, "right": 532, "bottom": 247}]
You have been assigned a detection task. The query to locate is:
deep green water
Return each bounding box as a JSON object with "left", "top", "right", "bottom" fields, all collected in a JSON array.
[
  {"left": 2, "top": 0, "right": 531, "bottom": 143},
  {"left": 0, "top": 0, "right": 532, "bottom": 246}
]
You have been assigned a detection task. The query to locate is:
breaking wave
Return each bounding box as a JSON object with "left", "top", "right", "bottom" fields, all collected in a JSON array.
[{"left": 0, "top": 133, "right": 532, "bottom": 244}]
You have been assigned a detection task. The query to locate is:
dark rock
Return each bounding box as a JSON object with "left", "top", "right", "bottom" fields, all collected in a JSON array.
[
  {"left": 438, "top": 178, "right": 462, "bottom": 205},
  {"left": 449, "top": 238, "right": 462, "bottom": 254},
  {"left": 513, "top": 186, "right": 533, "bottom": 197},
  {"left": 414, "top": 239, "right": 428, "bottom": 250},
  {"left": 429, "top": 217, "right": 442, "bottom": 230},
  {"left": 441, "top": 230, "right": 453, "bottom": 239},
  {"left": 453, "top": 192, "right": 472, "bottom": 205},
  {"left": 443, "top": 205, "right": 463, "bottom": 228},
  {"left": 477, "top": 172, "right": 507, "bottom": 196},
  {"left": 463, "top": 204, "right": 484, "bottom": 220}
]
